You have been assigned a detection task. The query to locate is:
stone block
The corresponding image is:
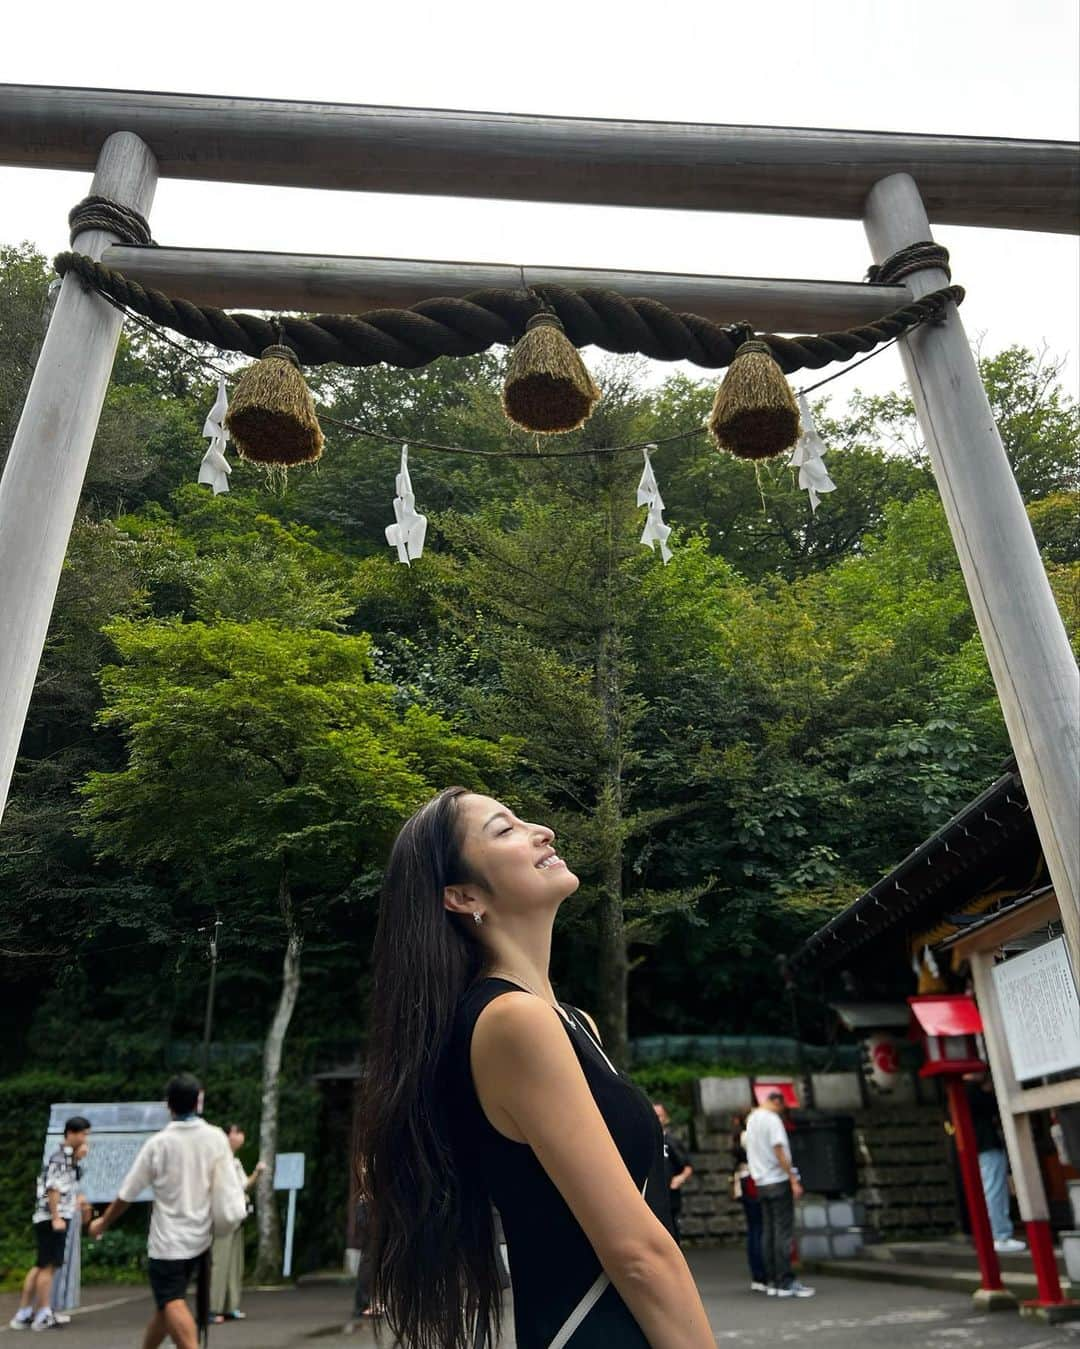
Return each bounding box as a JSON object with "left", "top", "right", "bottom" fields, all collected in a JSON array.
[
  {"left": 799, "top": 1200, "right": 829, "bottom": 1230},
  {"left": 695, "top": 1076, "right": 753, "bottom": 1121},
  {"left": 1062, "top": 1231, "right": 1080, "bottom": 1284},
  {"left": 689, "top": 1130, "right": 726, "bottom": 1154},
  {"left": 810, "top": 1072, "right": 863, "bottom": 1110},
  {"left": 798, "top": 1232, "right": 832, "bottom": 1260},
  {"left": 685, "top": 1195, "right": 716, "bottom": 1216},
  {"left": 827, "top": 1200, "right": 865, "bottom": 1228},
  {"left": 829, "top": 1230, "right": 864, "bottom": 1258}
]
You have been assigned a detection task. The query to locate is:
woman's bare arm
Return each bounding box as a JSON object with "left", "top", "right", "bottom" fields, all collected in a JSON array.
[{"left": 472, "top": 993, "right": 714, "bottom": 1349}]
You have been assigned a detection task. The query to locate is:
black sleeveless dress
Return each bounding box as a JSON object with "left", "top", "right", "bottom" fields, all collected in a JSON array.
[{"left": 448, "top": 977, "right": 673, "bottom": 1348}]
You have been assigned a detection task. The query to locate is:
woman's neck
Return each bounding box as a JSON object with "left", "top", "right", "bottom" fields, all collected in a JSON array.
[{"left": 483, "top": 917, "right": 556, "bottom": 1000}]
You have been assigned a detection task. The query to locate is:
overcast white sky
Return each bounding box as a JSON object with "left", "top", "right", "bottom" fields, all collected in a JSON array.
[{"left": 1, "top": 0, "right": 1077, "bottom": 407}]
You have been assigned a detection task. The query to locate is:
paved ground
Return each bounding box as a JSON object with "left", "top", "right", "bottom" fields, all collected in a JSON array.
[{"left": 3, "top": 1250, "right": 1079, "bottom": 1346}]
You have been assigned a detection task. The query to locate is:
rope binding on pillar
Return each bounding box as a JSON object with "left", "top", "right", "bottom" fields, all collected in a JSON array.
[
  {"left": 866, "top": 241, "right": 951, "bottom": 286},
  {"left": 54, "top": 195, "right": 966, "bottom": 464},
  {"left": 68, "top": 196, "right": 156, "bottom": 248}
]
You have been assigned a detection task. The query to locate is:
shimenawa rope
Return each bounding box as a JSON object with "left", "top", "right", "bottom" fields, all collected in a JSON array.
[{"left": 55, "top": 197, "right": 965, "bottom": 379}]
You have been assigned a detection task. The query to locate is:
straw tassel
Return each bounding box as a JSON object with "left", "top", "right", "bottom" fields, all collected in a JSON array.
[
  {"left": 502, "top": 310, "right": 601, "bottom": 434},
  {"left": 224, "top": 343, "right": 324, "bottom": 468},
  {"left": 707, "top": 337, "right": 801, "bottom": 460}
]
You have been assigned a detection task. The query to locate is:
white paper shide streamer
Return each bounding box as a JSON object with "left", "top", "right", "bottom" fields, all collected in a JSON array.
[
  {"left": 636, "top": 445, "right": 673, "bottom": 564},
  {"left": 198, "top": 375, "right": 232, "bottom": 495},
  {"left": 385, "top": 444, "right": 428, "bottom": 565},
  {"left": 788, "top": 394, "right": 836, "bottom": 512}
]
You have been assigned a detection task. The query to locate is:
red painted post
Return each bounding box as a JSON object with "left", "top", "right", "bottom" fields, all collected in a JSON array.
[
  {"left": 945, "top": 1078, "right": 1005, "bottom": 1292},
  {"left": 1025, "top": 1220, "right": 1064, "bottom": 1305}
]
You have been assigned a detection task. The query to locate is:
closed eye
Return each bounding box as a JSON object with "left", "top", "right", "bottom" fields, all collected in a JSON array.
[{"left": 498, "top": 826, "right": 513, "bottom": 836}]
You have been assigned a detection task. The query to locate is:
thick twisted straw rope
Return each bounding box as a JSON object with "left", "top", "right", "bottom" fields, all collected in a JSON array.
[{"left": 54, "top": 250, "right": 963, "bottom": 376}]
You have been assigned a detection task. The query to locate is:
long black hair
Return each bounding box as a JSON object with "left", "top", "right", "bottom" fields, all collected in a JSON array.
[{"left": 357, "top": 786, "right": 502, "bottom": 1349}]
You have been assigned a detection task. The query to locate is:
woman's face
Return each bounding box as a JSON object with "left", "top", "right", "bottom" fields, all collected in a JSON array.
[{"left": 450, "top": 793, "right": 579, "bottom": 916}]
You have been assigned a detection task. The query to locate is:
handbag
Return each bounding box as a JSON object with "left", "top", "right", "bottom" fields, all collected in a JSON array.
[{"left": 211, "top": 1152, "right": 248, "bottom": 1237}]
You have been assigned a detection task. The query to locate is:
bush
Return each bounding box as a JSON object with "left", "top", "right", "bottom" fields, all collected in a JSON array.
[{"left": 81, "top": 1227, "right": 148, "bottom": 1283}]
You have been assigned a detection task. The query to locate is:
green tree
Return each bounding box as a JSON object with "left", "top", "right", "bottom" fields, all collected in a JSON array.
[{"left": 80, "top": 618, "right": 507, "bottom": 1278}]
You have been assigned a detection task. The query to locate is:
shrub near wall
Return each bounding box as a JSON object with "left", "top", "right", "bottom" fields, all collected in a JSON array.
[{"left": 0, "top": 1070, "right": 326, "bottom": 1288}]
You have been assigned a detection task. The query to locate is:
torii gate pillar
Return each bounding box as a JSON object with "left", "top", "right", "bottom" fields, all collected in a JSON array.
[
  {"left": 864, "top": 172, "right": 1080, "bottom": 973},
  {"left": 0, "top": 132, "right": 157, "bottom": 822}
]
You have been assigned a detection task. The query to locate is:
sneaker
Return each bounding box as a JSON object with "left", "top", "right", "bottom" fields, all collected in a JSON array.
[
  {"left": 778, "top": 1281, "right": 816, "bottom": 1298},
  {"left": 8, "top": 1311, "right": 33, "bottom": 1330},
  {"left": 994, "top": 1237, "right": 1026, "bottom": 1253},
  {"left": 52, "top": 1315, "right": 71, "bottom": 1326},
  {"left": 750, "top": 1280, "right": 769, "bottom": 1293},
  {"left": 766, "top": 1284, "right": 778, "bottom": 1296},
  {"left": 30, "top": 1311, "right": 58, "bottom": 1332}
]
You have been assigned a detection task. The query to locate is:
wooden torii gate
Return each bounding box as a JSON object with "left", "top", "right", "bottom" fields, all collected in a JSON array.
[{"left": 0, "top": 85, "right": 1077, "bottom": 971}]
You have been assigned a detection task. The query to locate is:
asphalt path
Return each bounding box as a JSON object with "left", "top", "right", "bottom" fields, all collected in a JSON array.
[{"left": 3, "top": 1249, "right": 1078, "bottom": 1346}]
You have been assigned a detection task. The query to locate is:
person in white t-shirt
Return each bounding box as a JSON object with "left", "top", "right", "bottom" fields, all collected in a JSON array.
[
  {"left": 89, "top": 1074, "right": 240, "bottom": 1349},
  {"left": 744, "top": 1093, "right": 815, "bottom": 1299}
]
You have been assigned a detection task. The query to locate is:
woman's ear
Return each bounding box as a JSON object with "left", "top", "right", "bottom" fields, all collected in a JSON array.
[{"left": 443, "top": 885, "right": 475, "bottom": 918}]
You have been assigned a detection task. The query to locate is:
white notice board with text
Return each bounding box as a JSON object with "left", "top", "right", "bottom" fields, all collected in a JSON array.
[{"left": 991, "top": 937, "right": 1080, "bottom": 1081}]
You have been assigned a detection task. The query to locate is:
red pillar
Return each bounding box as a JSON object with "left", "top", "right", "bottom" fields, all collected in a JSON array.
[
  {"left": 1025, "top": 1219, "right": 1065, "bottom": 1306},
  {"left": 945, "top": 1078, "right": 1005, "bottom": 1292}
]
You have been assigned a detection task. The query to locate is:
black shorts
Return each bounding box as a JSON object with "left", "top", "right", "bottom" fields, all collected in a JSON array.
[
  {"left": 34, "top": 1219, "right": 68, "bottom": 1269},
  {"left": 148, "top": 1253, "right": 205, "bottom": 1309}
]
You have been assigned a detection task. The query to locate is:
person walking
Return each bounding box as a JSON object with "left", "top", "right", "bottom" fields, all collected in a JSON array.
[
  {"left": 744, "top": 1092, "right": 815, "bottom": 1299},
  {"left": 966, "top": 1073, "right": 1026, "bottom": 1253},
  {"left": 9, "top": 1115, "right": 92, "bottom": 1332},
  {"left": 731, "top": 1113, "right": 767, "bottom": 1293},
  {"left": 357, "top": 788, "right": 714, "bottom": 1349},
  {"left": 52, "top": 1139, "right": 94, "bottom": 1324},
  {"left": 652, "top": 1102, "right": 694, "bottom": 1243},
  {"left": 89, "top": 1074, "right": 244, "bottom": 1349},
  {"left": 209, "top": 1124, "right": 265, "bottom": 1324}
]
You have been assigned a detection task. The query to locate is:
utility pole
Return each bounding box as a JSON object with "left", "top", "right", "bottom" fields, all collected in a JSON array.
[{"left": 200, "top": 918, "right": 223, "bottom": 1081}]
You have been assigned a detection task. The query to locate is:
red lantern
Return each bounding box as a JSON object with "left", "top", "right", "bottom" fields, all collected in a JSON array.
[{"left": 908, "top": 994, "right": 987, "bottom": 1077}]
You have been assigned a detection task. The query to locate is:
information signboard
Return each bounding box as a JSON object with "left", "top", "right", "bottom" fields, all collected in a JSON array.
[
  {"left": 991, "top": 937, "right": 1080, "bottom": 1082},
  {"left": 273, "top": 1152, "right": 305, "bottom": 1191},
  {"left": 272, "top": 1152, "right": 306, "bottom": 1279},
  {"left": 43, "top": 1102, "right": 170, "bottom": 1204}
]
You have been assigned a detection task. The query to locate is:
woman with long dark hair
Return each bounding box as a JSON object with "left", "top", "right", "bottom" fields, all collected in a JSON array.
[{"left": 357, "top": 787, "right": 713, "bottom": 1349}]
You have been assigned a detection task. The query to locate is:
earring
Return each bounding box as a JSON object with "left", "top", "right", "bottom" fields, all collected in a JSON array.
[{"left": 473, "top": 912, "right": 484, "bottom": 925}]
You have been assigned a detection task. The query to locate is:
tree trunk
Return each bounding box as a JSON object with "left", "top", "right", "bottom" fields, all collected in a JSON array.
[
  {"left": 593, "top": 463, "right": 629, "bottom": 1065},
  {"left": 253, "top": 864, "right": 302, "bottom": 1283},
  {"left": 594, "top": 781, "right": 628, "bottom": 1066}
]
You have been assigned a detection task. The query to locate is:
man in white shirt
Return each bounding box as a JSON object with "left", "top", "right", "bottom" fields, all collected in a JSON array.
[
  {"left": 90, "top": 1074, "right": 240, "bottom": 1349},
  {"left": 744, "top": 1092, "right": 815, "bottom": 1298}
]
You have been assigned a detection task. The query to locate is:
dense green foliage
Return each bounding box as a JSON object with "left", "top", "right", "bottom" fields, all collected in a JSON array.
[{"left": 0, "top": 242, "right": 1076, "bottom": 1270}]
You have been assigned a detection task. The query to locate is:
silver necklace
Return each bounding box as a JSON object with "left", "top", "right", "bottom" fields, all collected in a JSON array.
[{"left": 486, "top": 968, "right": 562, "bottom": 1013}]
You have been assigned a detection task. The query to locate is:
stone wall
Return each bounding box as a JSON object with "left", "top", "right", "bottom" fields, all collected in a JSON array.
[
  {"left": 676, "top": 1077, "right": 959, "bottom": 1246},
  {"left": 852, "top": 1103, "right": 958, "bottom": 1237}
]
